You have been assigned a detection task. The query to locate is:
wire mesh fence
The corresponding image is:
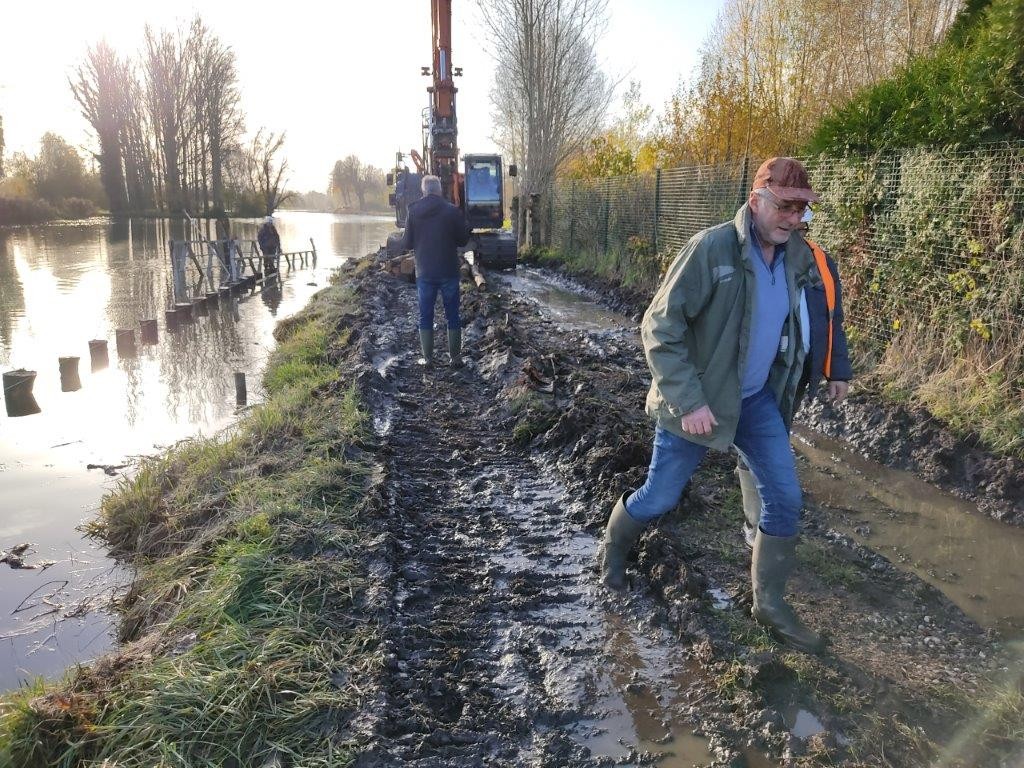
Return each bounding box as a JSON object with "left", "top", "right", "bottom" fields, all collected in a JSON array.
[{"left": 550, "top": 143, "right": 1024, "bottom": 451}]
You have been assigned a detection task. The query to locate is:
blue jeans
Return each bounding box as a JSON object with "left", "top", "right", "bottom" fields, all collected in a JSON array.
[
  {"left": 626, "top": 386, "right": 803, "bottom": 536},
  {"left": 417, "top": 277, "right": 461, "bottom": 330}
]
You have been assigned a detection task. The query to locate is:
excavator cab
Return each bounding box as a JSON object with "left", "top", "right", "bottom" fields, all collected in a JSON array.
[
  {"left": 462, "top": 154, "right": 504, "bottom": 229},
  {"left": 460, "top": 154, "right": 517, "bottom": 269}
]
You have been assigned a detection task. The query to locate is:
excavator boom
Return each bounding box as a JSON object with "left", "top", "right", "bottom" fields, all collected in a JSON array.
[
  {"left": 426, "top": 0, "right": 460, "bottom": 202},
  {"left": 387, "top": 0, "right": 517, "bottom": 268}
]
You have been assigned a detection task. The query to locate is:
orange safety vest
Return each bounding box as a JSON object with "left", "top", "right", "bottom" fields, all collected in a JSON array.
[{"left": 806, "top": 238, "right": 836, "bottom": 379}]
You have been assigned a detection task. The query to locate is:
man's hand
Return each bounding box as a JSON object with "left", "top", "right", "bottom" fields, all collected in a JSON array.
[
  {"left": 681, "top": 405, "right": 718, "bottom": 436},
  {"left": 827, "top": 380, "right": 849, "bottom": 402}
]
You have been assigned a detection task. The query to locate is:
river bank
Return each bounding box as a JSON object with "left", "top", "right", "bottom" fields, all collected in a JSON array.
[
  {"left": 0, "top": 212, "right": 393, "bottom": 690},
  {"left": 2, "top": 251, "right": 1020, "bottom": 766},
  {"left": 1, "top": 260, "right": 383, "bottom": 766}
]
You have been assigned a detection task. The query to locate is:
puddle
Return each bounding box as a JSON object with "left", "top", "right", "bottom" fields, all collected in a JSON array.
[
  {"left": 372, "top": 352, "right": 401, "bottom": 379},
  {"left": 793, "top": 426, "right": 1024, "bottom": 632},
  {"left": 481, "top": 471, "right": 719, "bottom": 766},
  {"left": 492, "top": 268, "right": 636, "bottom": 333},
  {"left": 573, "top": 614, "right": 715, "bottom": 767},
  {"left": 784, "top": 706, "right": 825, "bottom": 739},
  {"left": 707, "top": 586, "right": 732, "bottom": 610}
]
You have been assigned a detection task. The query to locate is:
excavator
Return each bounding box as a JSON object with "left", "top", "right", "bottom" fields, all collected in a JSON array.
[{"left": 386, "top": 0, "right": 518, "bottom": 269}]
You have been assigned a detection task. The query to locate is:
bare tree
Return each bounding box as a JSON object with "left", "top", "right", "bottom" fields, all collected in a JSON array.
[
  {"left": 197, "top": 30, "right": 243, "bottom": 212},
  {"left": 70, "top": 41, "right": 130, "bottom": 212},
  {"left": 246, "top": 129, "right": 293, "bottom": 214},
  {"left": 116, "top": 58, "right": 157, "bottom": 211},
  {"left": 329, "top": 155, "right": 360, "bottom": 209},
  {"left": 329, "top": 159, "right": 352, "bottom": 208},
  {"left": 478, "top": 0, "right": 614, "bottom": 232},
  {"left": 328, "top": 155, "right": 385, "bottom": 211},
  {"left": 143, "top": 23, "right": 196, "bottom": 213}
]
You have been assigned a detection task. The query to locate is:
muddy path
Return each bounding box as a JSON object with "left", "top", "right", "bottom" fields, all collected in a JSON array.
[
  {"left": 348, "top": 257, "right": 1021, "bottom": 767},
  {"left": 519, "top": 258, "right": 1024, "bottom": 528}
]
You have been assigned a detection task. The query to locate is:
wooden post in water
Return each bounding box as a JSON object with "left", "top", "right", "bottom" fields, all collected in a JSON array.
[
  {"left": 58, "top": 357, "right": 82, "bottom": 392},
  {"left": 206, "top": 291, "right": 220, "bottom": 308},
  {"left": 234, "top": 372, "right": 247, "bottom": 406},
  {"left": 89, "top": 339, "right": 109, "bottom": 371},
  {"left": 3, "top": 369, "right": 41, "bottom": 417},
  {"left": 165, "top": 308, "right": 180, "bottom": 331},
  {"left": 116, "top": 329, "right": 137, "bottom": 358},
  {"left": 140, "top": 319, "right": 159, "bottom": 345},
  {"left": 192, "top": 296, "right": 208, "bottom": 317},
  {"left": 310, "top": 237, "right": 317, "bottom": 266},
  {"left": 174, "top": 302, "right": 194, "bottom": 323}
]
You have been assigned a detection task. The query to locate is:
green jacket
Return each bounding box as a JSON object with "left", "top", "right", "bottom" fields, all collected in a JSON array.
[{"left": 642, "top": 203, "right": 817, "bottom": 450}]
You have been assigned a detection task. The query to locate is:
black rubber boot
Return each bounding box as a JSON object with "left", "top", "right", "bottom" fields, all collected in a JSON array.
[
  {"left": 751, "top": 530, "right": 826, "bottom": 653},
  {"left": 737, "top": 464, "right": 761, "bottom": 549},
  {"left": 599, "top": 493, "right": 647, "bottom": 590},
  {"left": 418, "top": 329, "right": 434, "bottom": 367},
  {"left": 448, "top": 328, "right": 462, "bottom": 368}
]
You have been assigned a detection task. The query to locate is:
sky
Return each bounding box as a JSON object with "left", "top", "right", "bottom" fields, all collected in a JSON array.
[{"left": 0, "top": 0, "right": 725, "bottom": 192}]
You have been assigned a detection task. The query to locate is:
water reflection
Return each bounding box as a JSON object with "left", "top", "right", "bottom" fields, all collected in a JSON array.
[
  {"left": 0, "top": 230, "right": 25, "bottom": 349},
  {"left": 0, "top": 212, "right": 395, "bottom": 691}
]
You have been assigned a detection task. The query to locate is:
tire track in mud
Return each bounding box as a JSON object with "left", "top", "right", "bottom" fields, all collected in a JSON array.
[{"left": 353, "top": 272, "right": 723, "bottom": 767}]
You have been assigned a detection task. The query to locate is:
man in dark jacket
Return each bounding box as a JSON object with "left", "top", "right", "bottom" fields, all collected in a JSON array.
[
  {"left": 400, "top": 175, "right": 472, "bottom": 366},
  {"left": 737, "top": 207, "right": 852, "bottom": 546},
  {"left": 257, "top": 215, "right": 282, "bottom": 275}
]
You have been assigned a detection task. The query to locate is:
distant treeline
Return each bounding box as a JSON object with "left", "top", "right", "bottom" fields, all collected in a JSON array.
[
  {"left": 0, "top": 16, "right": 294, "bottom": 226},
  {"left": 327, "top": 155, "right": 388, "bottom": 213},
  {"left": 0, "top": 132, "right": 105, "bottom": 224}
]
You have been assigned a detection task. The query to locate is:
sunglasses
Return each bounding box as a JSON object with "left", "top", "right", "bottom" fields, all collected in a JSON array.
[{"left": 759, "top": 188, "right": 808, "bottom": 217}]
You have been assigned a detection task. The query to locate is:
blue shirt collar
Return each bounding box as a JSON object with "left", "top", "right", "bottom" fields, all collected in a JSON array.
[{"left": 749, "top": 223, "right": 786, "bottom": 271}]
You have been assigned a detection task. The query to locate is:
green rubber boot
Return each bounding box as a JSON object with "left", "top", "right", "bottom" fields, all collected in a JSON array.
[
  {"left": 448, "top": 328, "right": 462, "bottom": 368},
  {"left": 737, "top": 463, "right": 761, "bottom": 549},
  {"left": 751, "top": 530, "right": 826, "bottom": 653},
  {"left": 599, "top": 493, "right": 647, "bottom": 590},
  {"left": 418, "top": 329, "right": 434, "bottom": 367}
]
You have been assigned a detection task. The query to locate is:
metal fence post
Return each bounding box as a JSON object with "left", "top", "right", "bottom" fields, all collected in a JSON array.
[
  {"left": 653, "top": 167, "right": 662, "bottom": 255},
  {"left": 170, "top": 240, "right": 188, "bottom": 303},
  {"left": 568, "top": 180, "right": 576, "bottom": 255},
  {"left": 602, "top": 182, "right": 611, "bottom": 259},
  {"left": 738, "top": 154, "right": 751, "bottom": 209}
]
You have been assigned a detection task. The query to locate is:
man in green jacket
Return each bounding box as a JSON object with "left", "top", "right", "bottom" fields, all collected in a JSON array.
[{"left": 599, "top": 157, "right": 826, "bottom": 653}]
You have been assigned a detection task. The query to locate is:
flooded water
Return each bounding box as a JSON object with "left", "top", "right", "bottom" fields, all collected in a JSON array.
[
  {"left": 574, "top": 613, "right": 716, "bottom": 766},
  {"left": 493, "top": 268, "right": 636, "bottom": 334},
  {"left": 0, "top": 211, "right": 394, "bottom": 692},
  {"left": 793, "top": 427, "right": 1024, "bottom": 633}
]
